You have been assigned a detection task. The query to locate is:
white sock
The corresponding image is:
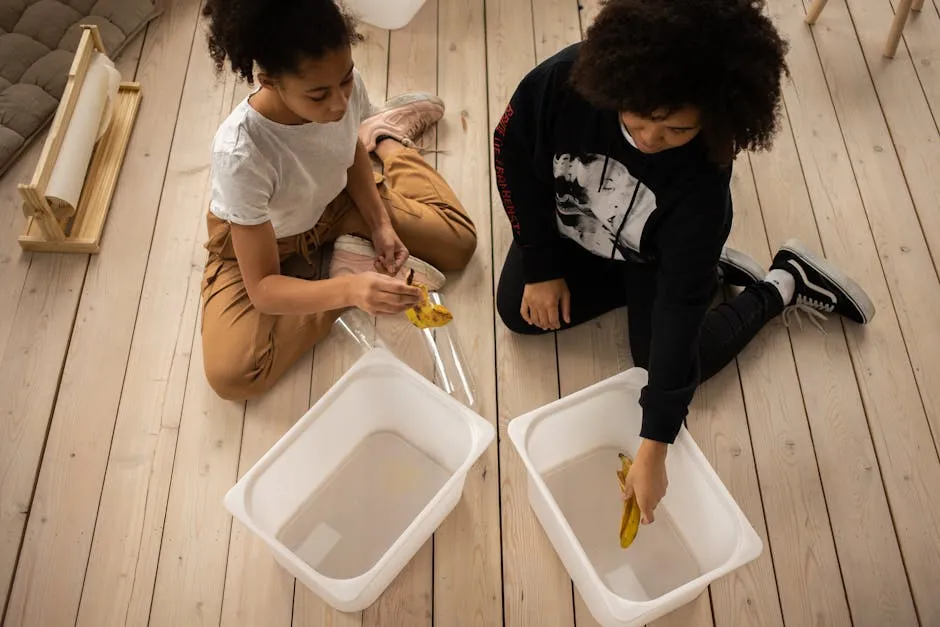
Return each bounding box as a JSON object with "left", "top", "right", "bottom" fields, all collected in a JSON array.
[{"left": 765, "top": 269, "right": 796, "bottom": 304}]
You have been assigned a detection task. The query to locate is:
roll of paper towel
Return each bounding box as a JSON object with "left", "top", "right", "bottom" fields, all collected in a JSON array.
[
  {"left": 96, "top": 53, "right": 121, "bottom": 140},
  {"left": 45, "top": 51, "right": 121, "bottom": 219}
]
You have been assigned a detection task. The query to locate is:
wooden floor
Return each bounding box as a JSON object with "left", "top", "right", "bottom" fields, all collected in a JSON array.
[{"left": 2, "top": 0, "right": 940, "bottom": 625}]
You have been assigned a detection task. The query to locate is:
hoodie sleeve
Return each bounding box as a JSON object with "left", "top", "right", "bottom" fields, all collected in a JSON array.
[
  {"left": 638, "top": 176, "right": 731, "bottom": 444},
  {"left": 493, "top": 61, "right": 568, "bottom": 284}
]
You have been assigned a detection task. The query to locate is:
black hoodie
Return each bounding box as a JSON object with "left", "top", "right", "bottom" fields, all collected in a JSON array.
[{"left": 493, "top": 43, "right": 734, "bottom": 444}]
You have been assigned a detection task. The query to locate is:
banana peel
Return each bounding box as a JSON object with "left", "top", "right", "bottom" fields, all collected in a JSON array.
[
  {"left": 404, "top": 269, "right": 453, "bottom": 329},
  {"left": 617, "top": 452, "right": 642, "bottom": 549}
]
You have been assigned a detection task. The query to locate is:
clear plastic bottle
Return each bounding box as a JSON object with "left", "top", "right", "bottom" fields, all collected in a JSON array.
[
  {"left": 333, "top": 291, "right": 478, "bottom": 411},
  {"left": 421, "top": 291, "right": 478, "bottom": 411},
  {"left": 334, "top": 308, "right": 378, "bottom": 354}
]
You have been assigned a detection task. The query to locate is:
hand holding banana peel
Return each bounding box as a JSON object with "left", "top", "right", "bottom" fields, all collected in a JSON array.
[
  {"left": 617, "top": 453, "right": 642, "bottom": 549},
  {"left": 404, "top": 268, "right": 453, "bottom": 329}
]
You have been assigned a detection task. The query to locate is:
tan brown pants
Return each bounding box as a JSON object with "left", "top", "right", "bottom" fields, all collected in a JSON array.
[{"left": 200, "top": 148, "right": 477, "bottom": 401}]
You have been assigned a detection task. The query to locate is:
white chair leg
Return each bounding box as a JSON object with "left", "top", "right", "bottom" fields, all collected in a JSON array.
[{"left": 913, "top": 0, "right": 925, "bottom": 12}]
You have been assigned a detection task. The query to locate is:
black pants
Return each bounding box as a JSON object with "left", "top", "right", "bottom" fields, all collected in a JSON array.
[{"left": 496, "top": 239, "right": 785, "bottom": 382}]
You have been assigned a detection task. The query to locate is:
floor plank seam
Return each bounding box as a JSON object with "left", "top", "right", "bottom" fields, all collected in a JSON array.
[
  {"left": 30, "top": 30, "right": 153, "bottom": 627},
  {"left": 730, "top": 356, "right": 788, "bottom": 627},
  {"left": 0, "top": 255, "right": 91, "bottom": 623},
  {"left": 214, "top": 397, "right": 248, "bottom": 627},
  {"left": 901, "top": 23, "right": 940, "bottom": 135},
  {"left": 787, "top": 341, "right": 858, "bottom": 625}
]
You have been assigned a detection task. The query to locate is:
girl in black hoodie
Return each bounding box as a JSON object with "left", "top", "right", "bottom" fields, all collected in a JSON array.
[{"left": 495, "top": 0, "right": 874, "bottom": 526}]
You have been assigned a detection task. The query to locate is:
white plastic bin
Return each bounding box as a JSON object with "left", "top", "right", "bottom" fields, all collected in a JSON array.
[
  {"left": 508, "top": 368, "right": 763, "bottom": 627},
  {"left": 224, "top": 348, "right": 495, "bottom": 612},
  {"left": 343, "top": 0, "right": 427, "bottom": 30}
]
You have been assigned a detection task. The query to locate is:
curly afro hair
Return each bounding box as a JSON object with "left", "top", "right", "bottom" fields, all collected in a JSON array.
[
  {"left": 571, "top": 0, "right": 789, "bottom": 165},
  {"left": 202, "top": 0, "right": 362, "bottom": 84}
]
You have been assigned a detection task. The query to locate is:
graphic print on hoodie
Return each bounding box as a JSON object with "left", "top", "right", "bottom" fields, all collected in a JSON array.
[{"left": 552, "top": 152, "right": 656, "bottom": 262}]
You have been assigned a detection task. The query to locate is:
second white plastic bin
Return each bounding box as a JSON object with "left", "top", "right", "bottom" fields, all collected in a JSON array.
[{"left": 508, "top": 368, "right": 763, "bottom": 627}]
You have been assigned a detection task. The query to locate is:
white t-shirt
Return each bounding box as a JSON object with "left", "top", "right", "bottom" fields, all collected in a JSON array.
[{"left": 209, "top": 70, "right": 373, "bottom": 238}]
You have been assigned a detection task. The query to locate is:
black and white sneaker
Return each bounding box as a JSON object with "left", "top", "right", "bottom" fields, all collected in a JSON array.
[
  {"left": 771, "top": 239, "right": 875, "bottom": 324},
  {"left": 718, "top": 247, "right": 765, "bottom": 287}
]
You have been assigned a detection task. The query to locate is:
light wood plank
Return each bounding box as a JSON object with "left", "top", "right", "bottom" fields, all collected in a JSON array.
[
  {"left": 887, "top": 0, "right": 940, "bottom": 128},
  {"left": 0, "top": 254, "right": 86, "bottom": 615},
  {"left": 212, "top": 76, "right": 302, "bottom": 627},
  {"left": 70, "top": 3, "right": 235, "bottom": 623},
  {"left": 804, "top": 0, "right": 940, "bottom": 458},
  {"left": 534, "top": 0, "right": 581, "bottom": 55},
  {"left": 484, "top": 0, "right": 575, "bottom": 624},
  {"left": 0, "top": 140, "right": 42, "bottom": 362},
  {"left": 764, "top": 0, "right": 940, "bottom": 623},
  {"left": 581, "top": 591, "right": 726, "bottom": 627},
  {"left": 293, "top": 595, "right": 362, "bottom": 627},
  {"left": 572, "top": 594, "right": 601, "bottom": 627},
  {"left": 219, "top": 362, "right": 307, "bottom": 627},
  {"left": 644, "top": 163, "right": 783, "bottom": 627},
  {"left": 748, "top": 111, "right": 919, "bottom": 627},
  {"left": 725, "top": 157, "right": 852, "bottom": 627},
  {"left": 0, "top": 30, "right": 146, "bottom": 622},
  {"left": 801, "top": 0, "right": 940, "bottom": 615},
  {"left": 681, "top": 361, "right": 784, "bottom": 627},
  {"left": 148, "top": 316, "right": 245, "bottom": 627},
  {"left": 362, "top": 533, "right": 433, "bottom": 625},
  {"left": 363, "top": 4, "right": 440, "bottom": 624},
  {"left": 435, "top": 0, "right": 504, "bottom": 624},
  {"left": 652, "top": 593, "right": 714, "bottom": 627},
  {"left": 292, "top": 329, "right": 370, "bottom": 627},
  {"left": 147, "top": 58, "right": 244, "bottom": 626},
  {"left": 356, "top": 25, "right": 391, "bottom": 103},
  {"left": 840, "top": 0, "right": 940, "bottom": 280},
  {"left": 283, "top": 22, "right": 389, "bottom": 627},
  {"left": 387, "top": 0, "right": 436, "bottom": 107},
  {"left": 578, "top": 0, "right": 604, "bottom": 33}
]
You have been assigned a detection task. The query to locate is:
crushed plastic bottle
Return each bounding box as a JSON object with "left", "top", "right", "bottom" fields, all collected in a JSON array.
[{"left": 333, "top": 290, "right": 478, "bottom": 411}]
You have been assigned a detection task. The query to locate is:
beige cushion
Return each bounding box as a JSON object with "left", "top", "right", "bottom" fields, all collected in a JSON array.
[{"left": 0, "top": 0, "right": 160, "bottom": 176}]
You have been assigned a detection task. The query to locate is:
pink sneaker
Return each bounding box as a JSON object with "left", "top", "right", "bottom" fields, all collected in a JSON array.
[
  {"left": 358, "top": 92, "right": 445, "bottom": 153},
  {"left": 329, "top": 235, "right": 446, "bottom": 291}
]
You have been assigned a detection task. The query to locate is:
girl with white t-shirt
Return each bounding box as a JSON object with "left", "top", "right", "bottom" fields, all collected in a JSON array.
[{"left": 200, "top": 0, "right": 477, "bottom": 400}]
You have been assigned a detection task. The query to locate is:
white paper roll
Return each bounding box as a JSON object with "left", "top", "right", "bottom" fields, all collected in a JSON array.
[
  {"left": 92, "top": 52, "right": 121, "bottom": 140},
  {"left": 44, "top": 54, "right": 115, "bottom": 218}
]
